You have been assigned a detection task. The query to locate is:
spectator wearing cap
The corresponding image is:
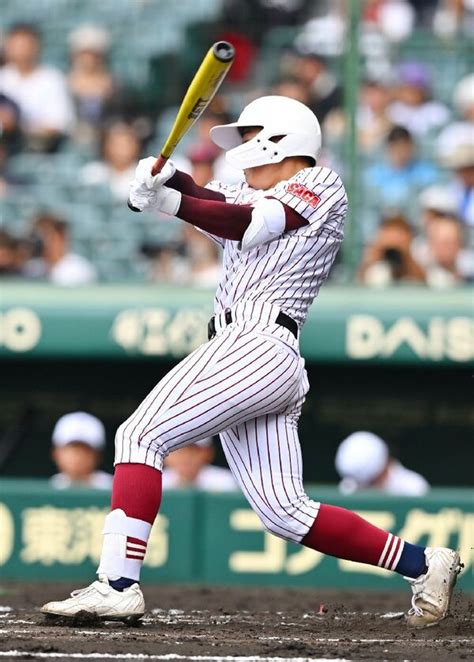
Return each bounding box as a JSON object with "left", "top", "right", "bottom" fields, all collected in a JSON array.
[
  {"left": 0, "top": 24, "right": 75, "bottom": 152},
  {"left": 25, "top": 213, "right": 97, "bottom": 285},
  {"left": 412, "top": 185, "right": 460, "bottom": 260},
  {"left": 423, "top": 214, "right": 473, "bottom": 287},
  {"left": 389, "top": 62, "right": 450, "bottom": 136},
  {"left": 335, "top": 431, "right": 429, "bottom": 496},
  {"left": 439, "top": 142, "right": 474, "bottom": 228},
  {"left": 362, "top": 0, "right": 416, "bottom": 43},
  {"left": 364, "top": 126, "right": 439, "bottom": 209},
  {"left": 51, "top": 412, "right": 113, "bottom": 489},
  {"left": 162, "top": 438, "right": 236, "bottom": 492},
  {"left": 433, "top": 0, "right": 474, "bottom": 38},
  {"left": 437, "top": 74, "right": 474, "bottom": 159},
  {"left": 418, "top": 185, "right": 459, "bottom": 226},
  {"left": 67, "top": 25, "right": 116, "bottom": 144},
  {"left": 188, "top": 141, "right": 221, "bottom": 187}
]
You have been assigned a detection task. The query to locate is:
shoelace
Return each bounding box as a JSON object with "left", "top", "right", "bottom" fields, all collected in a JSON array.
[
  {"left": 406, "top": 577, "right": 425, "bottom": 617},
  {"left": 408, "top": 594, "right": 424, "bottom": 617}
]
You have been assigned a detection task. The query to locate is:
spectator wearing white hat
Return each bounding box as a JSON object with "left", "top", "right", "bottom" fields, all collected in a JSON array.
[
  {"left": 437, "top": 74, "right": 474, "bottom": 159},
  {"left": 412, "top": 185, "right": 459, "bottom": 262},
  {"left": 335, "top": 431, "right": 429, "bottom": 496},
  {"left": 50, "top": 412, "right": 113, "bottom": 489},
  {"left": 423, "top": 214, "right": 473, "bottom": 287},
  {"left": 439, "top": 142, "right": 474, "bottom": 229},
  {"left": 162, "top": 437, "right": 236, "bottom": 492}
]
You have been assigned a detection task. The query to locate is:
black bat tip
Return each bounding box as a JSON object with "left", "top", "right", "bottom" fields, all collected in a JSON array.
[
  {"left": 213, "top": 41, "right": 235, "bottom": 63},
  {"left": 127, "top": 199, "right": 142, "bottom": 213}
]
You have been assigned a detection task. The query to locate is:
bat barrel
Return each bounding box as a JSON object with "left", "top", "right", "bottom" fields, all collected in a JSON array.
[{"left": 212, "top": 41, "right": 235, "bottom": 63}]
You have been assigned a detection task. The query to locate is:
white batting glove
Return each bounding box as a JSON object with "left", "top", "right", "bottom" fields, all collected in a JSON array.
[
  {"left": 129, "top": 182, "right": 181, "bottom": 215},
  {"left": 134, "top": 157, "right": 176, "bottom": 190}
]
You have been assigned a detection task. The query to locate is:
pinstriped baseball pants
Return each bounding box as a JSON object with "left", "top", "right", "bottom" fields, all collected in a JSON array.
[{"left": 115, "top": 311, "right": 320, "bottom": 543}]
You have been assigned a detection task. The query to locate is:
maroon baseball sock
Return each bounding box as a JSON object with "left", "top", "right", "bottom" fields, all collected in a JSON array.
[
  {"left": 302, "top": 504, "right": 403, "bottom": 570},
  {"left": 111, "top": 463, "right": 162, "bottom": 524},
  {"left": 98, "top": 463, "right": 162, "bottom": 588}
]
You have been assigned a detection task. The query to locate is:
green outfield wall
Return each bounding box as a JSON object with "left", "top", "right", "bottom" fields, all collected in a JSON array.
[
  {"left": 1, "top": 284, "right": 473, "bottom": 485},
  {"left": 0, "top": 479, "right": 472, "bottom": 591},
  {"left": 1, "top": 283, "right": 472, "bottom": 365}
]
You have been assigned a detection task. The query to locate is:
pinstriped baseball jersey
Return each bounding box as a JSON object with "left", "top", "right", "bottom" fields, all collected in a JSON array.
[
  {"left": 206, "top": 166, "right": 347, "bottom": 326},
  {"left": 114, "top": 165, "right": 347, "bottom": 544}
]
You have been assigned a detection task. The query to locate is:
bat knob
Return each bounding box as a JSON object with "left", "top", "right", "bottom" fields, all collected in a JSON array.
[
  {"left": 213, "top": 41, "right": 235, "bottom": 63},
  {"left": 127, "top": 199, "right": 142, "bottom": 213}
]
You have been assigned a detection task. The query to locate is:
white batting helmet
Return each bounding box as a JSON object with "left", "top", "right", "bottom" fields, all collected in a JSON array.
[{"left": 210, "top": 95, "right": 322, "bottom": 170}]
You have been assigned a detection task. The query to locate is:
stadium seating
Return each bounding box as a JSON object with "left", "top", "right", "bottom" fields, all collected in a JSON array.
[{"left": 1, "top": 0, "right": 471, "bottom": 281}]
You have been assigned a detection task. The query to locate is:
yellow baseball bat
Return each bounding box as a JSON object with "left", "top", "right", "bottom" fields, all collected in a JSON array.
[{"left": 151, "top": 41, "right": 235, "bottom": 176}]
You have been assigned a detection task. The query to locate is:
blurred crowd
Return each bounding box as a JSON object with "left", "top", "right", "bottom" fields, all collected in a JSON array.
[
  {"left": 49, "top": 410, "right": 428, "bottom": 496},
  {"left": 0, "top": 0, "right": 473, "bottom": 287},
  {"left": 49, "top": 410, "right": 236, "bottom": 492}
]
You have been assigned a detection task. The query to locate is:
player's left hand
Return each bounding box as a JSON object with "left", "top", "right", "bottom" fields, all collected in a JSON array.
[
  {"left": 134, "top": 157, "right": 176, "bottom": 190},
  {"left": 129, "top": 182, "right": 181, "bottom": 216}
]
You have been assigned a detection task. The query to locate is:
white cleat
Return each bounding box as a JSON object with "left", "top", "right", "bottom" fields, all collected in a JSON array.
[
  {"left": 40, "top": 574, "right": 145, "bottom": 624},
  {"left": 406, "top": 547, "right": 463, "bottom": 628}
]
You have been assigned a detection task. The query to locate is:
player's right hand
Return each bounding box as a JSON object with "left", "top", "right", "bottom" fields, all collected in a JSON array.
[{"left": 134, "top": 157, "right": 176, "bottom": 191}]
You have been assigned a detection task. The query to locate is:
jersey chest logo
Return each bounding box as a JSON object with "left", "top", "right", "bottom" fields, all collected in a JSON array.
[{"left": 287, "top": 182, "right": 320, "bottom": 207}]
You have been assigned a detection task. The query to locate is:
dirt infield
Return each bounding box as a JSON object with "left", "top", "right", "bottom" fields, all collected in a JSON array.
[{"left": 0, "top": 582, "right": 472, "bottom": 661}]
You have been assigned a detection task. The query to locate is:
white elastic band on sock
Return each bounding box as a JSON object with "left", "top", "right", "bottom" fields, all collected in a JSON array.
[
  {"left": 97, "top": 555, "right": 143, "bottom": 581},
  {"left": 97, "top": 509, "right": 152, "bottom": 581},
  {"left": 102, "top": 508, "right": 152, "bottom": 540}
]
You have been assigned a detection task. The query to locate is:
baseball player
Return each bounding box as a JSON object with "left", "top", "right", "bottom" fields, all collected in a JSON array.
[{"left": 41, "top": 96, "right": 461, "bottom": 627}]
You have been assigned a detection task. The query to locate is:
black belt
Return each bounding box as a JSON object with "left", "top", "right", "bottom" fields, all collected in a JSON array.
[{"left": 208, "top": 309, "right": 298, "bottom": 340}]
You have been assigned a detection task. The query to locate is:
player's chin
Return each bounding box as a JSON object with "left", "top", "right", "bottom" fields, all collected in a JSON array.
[{"left": 244, "top": 167, "right": 273, "bottom": 191}]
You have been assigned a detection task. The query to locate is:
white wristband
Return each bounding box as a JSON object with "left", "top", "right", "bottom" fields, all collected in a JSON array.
[{"left": 158, "top": 187, "right": 181, "bottom": 216}]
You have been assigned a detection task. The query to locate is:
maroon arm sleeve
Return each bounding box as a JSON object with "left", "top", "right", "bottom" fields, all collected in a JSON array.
[
  {"left": 177, "top": 194, "right": 308, "bottom": 241},
  {"left": 167, "top": 170, "right": 226, "bottom": 202}
]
